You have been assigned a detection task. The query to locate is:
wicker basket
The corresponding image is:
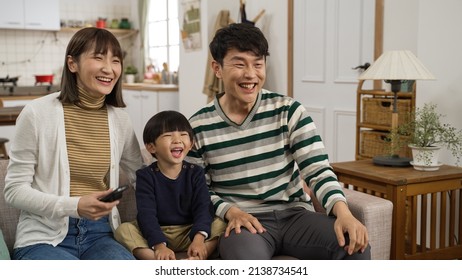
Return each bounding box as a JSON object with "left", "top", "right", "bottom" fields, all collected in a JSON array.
[
  {"left": 362, "top": 97, "right": 412, "bottom": 126},
  {"left": 360, "top": 130, "right": 411, "bottom": 158}
]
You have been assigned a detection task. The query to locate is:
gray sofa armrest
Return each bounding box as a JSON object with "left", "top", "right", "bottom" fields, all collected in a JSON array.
[{"left": 343, "top": 188, "right": 392, "bottom": 260}]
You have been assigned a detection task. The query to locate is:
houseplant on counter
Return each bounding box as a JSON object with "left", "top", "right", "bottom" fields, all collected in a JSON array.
[
  {"left": 124, "top": 65, "right": 138, "bottom": 83},
  {"left": 389, "top": 103, "right": 462, "bottom": 170}
]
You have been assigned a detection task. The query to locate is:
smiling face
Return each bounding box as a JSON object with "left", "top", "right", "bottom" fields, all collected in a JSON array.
[
  {"left": 67, "top": 48, "right": 121, "bottom": 98},
  {"left": 213, "top": 48, "right": 266, "bottom": 110},
  {"left": 146, "top": 130, "right": 193, "bottom": 174}
]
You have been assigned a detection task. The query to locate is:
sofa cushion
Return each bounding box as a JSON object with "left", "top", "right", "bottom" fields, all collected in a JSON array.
[
  {"left": 118, "top": 183, "right": 137, "bottom": 223},
  {"left": 0, "top": 229, "right": 10, "bottom": 259}
]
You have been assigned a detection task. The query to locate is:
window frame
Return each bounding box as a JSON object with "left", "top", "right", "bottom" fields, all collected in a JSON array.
[{"left": 146, "top": 0, "right": 179, "bottom": 73}]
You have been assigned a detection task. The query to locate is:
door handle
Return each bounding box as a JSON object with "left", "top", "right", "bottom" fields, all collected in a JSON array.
[{"left": 352, "top": 62, "right": 370, "bottom": 70}]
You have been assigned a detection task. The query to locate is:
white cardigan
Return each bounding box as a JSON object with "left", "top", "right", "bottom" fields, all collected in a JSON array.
[{"left": 4, "top": 92, "right": 143, "bottom": 249}]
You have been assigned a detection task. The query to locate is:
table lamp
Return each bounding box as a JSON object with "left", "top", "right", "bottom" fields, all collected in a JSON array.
[{"left": 358, "top": 50, "right": 435, "bottom": 166}]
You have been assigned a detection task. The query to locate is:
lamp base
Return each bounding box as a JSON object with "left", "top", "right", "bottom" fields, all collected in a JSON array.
[{"left": 372, "top": 155, "right": 412, "bottom": 167}]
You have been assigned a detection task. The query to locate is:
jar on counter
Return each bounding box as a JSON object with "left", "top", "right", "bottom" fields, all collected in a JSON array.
[
  {"left": 96, "top": 18, "right": 106, "bottom": 28},
  {"left": 119, "top": 18, "right": 131, "bottom": 29},
  {"left": 110, "top": 19, "right": 119, "bottom": 29}
]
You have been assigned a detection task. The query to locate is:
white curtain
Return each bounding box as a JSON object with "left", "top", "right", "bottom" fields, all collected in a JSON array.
[{"left": 138, "top": 0, "right": 150, "bottom": 76}]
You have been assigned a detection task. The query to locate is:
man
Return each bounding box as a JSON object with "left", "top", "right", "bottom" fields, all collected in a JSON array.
[{"left": 187, "top": 23, "right": 370, "bottom": 260}]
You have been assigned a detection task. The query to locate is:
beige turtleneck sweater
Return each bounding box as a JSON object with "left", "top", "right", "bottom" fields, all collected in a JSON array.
[{"left": 63, "top": 88, "right": 110, "bottom": 197}]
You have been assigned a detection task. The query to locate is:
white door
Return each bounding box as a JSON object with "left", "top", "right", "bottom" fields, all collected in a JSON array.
[{"left": 293, "top": 0, "right": 375, "bottom": 162}]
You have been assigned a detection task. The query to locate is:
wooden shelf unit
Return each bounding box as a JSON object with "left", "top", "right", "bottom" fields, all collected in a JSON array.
[{"left": 355, "top": 80, "right": 416, "bottom": 160}]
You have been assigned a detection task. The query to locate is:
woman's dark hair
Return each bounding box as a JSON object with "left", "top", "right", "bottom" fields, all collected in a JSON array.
[
  {"left": 59, "top": 27, "right": 125, "bottom": 107},
  {"left": 209, "top": 23, "right": 270, "bottom": 66},
  {"left": 143, "top": 110, "right": 194, "bottom": 146}
]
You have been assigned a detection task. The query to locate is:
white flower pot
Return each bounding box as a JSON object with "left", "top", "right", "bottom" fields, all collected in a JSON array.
[
  {"left": 409, "top": 144, "right": 442, "bottom": 171},
  {"left": 125, "top": 74, "right": 135, "bottom": 84}
]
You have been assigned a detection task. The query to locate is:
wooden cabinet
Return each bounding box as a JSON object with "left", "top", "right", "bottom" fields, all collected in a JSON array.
[
  {"left": 355, "top": 80, "right": 416, "bottom": 160},
  {"left": 0, "top": 0, "right": 60, "bottom": 31},
  {"left": 123, "top": 89, "right": 179, "bottom": 148},
  {"left": 332, "top": 160, "right": 462, "bottom": 260}
]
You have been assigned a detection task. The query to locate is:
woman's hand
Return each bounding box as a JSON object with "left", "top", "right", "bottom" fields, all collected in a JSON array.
[{"left": 77, "top": 189, "right": 119, "bottom": 220}]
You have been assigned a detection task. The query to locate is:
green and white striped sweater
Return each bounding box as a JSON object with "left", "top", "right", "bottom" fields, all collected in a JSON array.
[{"left": 188, "top": 90, "right": 346, "bottom": 219}]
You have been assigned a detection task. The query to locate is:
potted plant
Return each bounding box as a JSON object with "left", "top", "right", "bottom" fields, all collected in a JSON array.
[
  {"left": 389, "top": 103, "right": 462, "bottom": 170},
  {"left": 124, "top": 65, "right": 138, "bottom": 83}
]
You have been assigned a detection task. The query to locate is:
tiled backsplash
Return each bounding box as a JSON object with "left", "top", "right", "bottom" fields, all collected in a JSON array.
[{"left": 0, "top": 0, "right": 136, "bottom": 86}]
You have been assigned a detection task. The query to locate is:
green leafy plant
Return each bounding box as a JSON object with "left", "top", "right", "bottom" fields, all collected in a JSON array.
[
  {"left": 388, "top": 103, "right": 462, "bottom": 165},
  {"left": 124, "top": 65, "right": 138, "bottom": 75}
]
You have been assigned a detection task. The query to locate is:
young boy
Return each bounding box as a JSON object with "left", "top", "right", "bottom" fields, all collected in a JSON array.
[{"left": 115, "top": 110, "right": 226, "bottom": 260}]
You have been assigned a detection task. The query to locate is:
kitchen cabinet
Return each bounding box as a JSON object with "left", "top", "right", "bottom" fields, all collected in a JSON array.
[
  {"left": 0, "top": 0, "right": 60, "bottom": 31},
  {"left": 0, "top": 1, "right": 23, "bottom": 29},
  {"left": 123, "top": 89, "right": 179, "bottom": 148}
]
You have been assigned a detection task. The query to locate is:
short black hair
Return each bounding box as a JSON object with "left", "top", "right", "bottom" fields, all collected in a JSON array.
[
  {"left": 209, "top": 23, "right": 270, "bottom": 66},
  {"left": 143, "top": 110, "right": 194, "bottom": 146}
]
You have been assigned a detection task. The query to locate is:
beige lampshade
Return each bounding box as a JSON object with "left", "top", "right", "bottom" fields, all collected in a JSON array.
[{"left": 359, "top": 50, "right": 436, "bottom": 80}]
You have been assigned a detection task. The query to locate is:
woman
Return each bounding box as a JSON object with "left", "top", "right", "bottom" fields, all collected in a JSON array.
[{"left": 4, "top": 28, "right": 143, "bottom": 260}]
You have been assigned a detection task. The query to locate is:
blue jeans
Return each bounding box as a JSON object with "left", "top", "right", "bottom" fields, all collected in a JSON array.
[{"left": 13, "top": 216, "right": 135, "bottom": 260}]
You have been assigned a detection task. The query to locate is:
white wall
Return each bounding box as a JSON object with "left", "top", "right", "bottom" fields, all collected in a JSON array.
[
  {"left": 178, "top": 0, "right": 288, "bottom": 118},
  {"left": 383, "top": 0, "right": 419, "bottom": 52},
  {"left": 384, "top": 0, "right": 462, "bottom": 165}
]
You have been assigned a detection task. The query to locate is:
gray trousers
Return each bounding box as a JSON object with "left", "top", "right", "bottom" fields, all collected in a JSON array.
[{"left": 218, "top": 207, "right": 371, "bottom": 260}]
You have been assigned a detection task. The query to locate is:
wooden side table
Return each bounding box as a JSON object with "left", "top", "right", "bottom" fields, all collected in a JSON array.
[{"left": 331, "top": 159, "right": 462, "bottom": 260}]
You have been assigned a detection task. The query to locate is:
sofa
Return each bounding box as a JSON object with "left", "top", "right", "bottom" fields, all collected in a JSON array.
[{"left": 0, "top": 159, "right": 393, "bottom": 259}]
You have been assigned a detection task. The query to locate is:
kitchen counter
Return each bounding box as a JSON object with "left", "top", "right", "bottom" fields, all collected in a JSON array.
[
  {"left": 0, "top": 84, "right": 178, "bottom": 96},
  {"left": 0, "top": 106, "right": 24, "bottom": 126},
  {"left": 0, "top": 85, "right": 60, "bottom": 97},
  {"left": 0, "top": 84, "right": 179, "bottom": 106},
  {"left": 122, "top": 83, "right": 178, "bottom": 92}
]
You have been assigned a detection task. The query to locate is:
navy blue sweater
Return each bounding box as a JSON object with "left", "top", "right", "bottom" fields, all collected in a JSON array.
[{"left": 135, "top": 161, "right": 213, "bottom": 248}]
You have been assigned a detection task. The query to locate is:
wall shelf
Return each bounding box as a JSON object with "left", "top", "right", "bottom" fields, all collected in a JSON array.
[{"left": 59, "top": 27, "right": 138, "bottom": 39}]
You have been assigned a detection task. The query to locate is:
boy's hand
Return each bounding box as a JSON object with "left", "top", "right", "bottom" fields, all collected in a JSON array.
[
  {"left": 187, "top": 233, "right": 207, "bottom": 260},
  {"left": 153, "top": 243, "right": 176, "bottom": 260}
]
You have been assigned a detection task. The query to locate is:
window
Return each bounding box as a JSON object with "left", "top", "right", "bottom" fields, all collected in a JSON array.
[{"left": 146, "top": 0, "right": 179, "bottom": 73}]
